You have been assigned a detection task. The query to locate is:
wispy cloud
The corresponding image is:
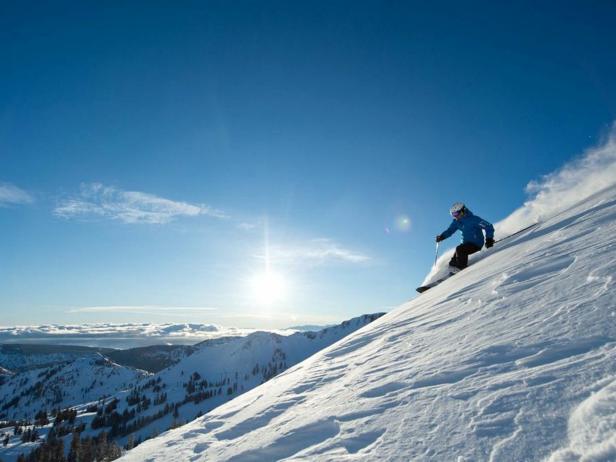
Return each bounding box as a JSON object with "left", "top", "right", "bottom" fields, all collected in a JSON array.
[
  {"left": 0, "top": 182, "right": 34, "bottom": 206},
  {"left": 68, "top": 305, "right": 218, "bottom": 314},
  {"left": 0, "top": 323, "right": 254, "bottom": 342},
  {"left": 262, "top": 238, "right": 371, "bottom": 266},
  {"left": 237, "top": 222, "right": 258, "bottom": 231},
  {"left": 55, "top": 183, "right": 227, "bottom": 224}
]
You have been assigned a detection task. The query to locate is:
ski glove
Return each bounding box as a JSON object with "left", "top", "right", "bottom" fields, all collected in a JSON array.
[
  {"left": 436, "top": 234, "right": 445, "bottom": 243},
  {"left": 485, "top": 238, "right": 494, "bottom": 248}
]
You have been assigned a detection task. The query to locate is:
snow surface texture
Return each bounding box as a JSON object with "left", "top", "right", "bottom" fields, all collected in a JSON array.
[{"left": 120, "top": 186, "right": 616, "bottom": 459}]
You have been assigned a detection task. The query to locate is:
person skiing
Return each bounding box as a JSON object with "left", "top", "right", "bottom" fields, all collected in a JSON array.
[{"left": 436, "top": 202, "right": 495, "bottom": 270}]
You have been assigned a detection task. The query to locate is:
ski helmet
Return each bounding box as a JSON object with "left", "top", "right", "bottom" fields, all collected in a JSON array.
[{"left": 450, "top": 202, "right": 466, "bottom": 218}]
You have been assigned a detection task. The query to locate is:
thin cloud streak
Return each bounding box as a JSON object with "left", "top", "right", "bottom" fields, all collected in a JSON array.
[
  {"left": 0, "top": 182, "right": 34, "bottom": 206},
  {"left": 55, "top": 183, "right": 227, "bottom": 224},
  {"left": 68, "top": 305, "right": 219, "bottom": 314},
  {"left": 220, "top": 311, "right": 341, "bottom": 325},
  {"left": 260, "top": 238, "right": 371, "bottom": 266},
  {"left": 237, "top": 222, "right": 258, "bottom": 231}
]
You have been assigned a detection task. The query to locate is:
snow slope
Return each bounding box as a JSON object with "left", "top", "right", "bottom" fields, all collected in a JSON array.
[{"left": 120, "top": 184, "right": 616, "bottom": 461}]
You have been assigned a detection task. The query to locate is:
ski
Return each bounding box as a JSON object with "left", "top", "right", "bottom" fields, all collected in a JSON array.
[
  {"left": 416, "top": 272, "right": 458, "bottom": 293},
  {"left": 496, "top": 222, "right": 539, "bottom": 243}
]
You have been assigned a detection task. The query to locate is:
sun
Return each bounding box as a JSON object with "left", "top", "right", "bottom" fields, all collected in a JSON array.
[{"left": 251, "top": 270, "right": 286, "bottom": 305}]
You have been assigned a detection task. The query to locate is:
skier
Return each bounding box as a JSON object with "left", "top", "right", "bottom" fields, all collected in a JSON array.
[{"left": 436, "top": 202, "right": 495, "bottom": 271}]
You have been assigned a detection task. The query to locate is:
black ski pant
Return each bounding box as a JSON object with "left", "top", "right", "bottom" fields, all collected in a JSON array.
[{"left": 449, "top": 243, "right": 481, "bottom": 270}]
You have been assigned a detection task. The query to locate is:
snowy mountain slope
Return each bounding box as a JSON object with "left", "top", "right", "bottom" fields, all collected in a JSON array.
[
  {"left": 0, "top": 354, "right": 148, "bottom": 421},
  {"left": 120, "top": 184, "right": 616, "bottom": 461}
]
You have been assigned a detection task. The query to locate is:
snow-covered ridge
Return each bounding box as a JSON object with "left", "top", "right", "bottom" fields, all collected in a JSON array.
[{"left": 120, "top": 184, "right": 616, "bottom": 460}]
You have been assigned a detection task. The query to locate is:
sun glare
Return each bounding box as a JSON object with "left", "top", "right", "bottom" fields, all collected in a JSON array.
[
  {"left": 251, "top": 219, "right": 289, "bottom": 305},
  {"left": 251, "top": 270, "right": 286, "bottom": 305}
]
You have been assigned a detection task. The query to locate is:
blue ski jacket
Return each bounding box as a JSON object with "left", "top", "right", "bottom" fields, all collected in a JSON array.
[{"left": 439, "top": 210, "right": 494, "bottom": 248}]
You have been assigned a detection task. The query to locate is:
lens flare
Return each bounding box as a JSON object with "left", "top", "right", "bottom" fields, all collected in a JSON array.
[{"left": 395, "top": 215, "right": 412, "bottom": 232}]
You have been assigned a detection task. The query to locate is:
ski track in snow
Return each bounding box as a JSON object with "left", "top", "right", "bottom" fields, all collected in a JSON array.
[{"left": 119, "top": 184, "right": 616, "bottom": 461}]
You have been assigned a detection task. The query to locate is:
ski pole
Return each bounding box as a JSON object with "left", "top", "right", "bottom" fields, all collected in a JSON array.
[{"left": 433, "top": 241, "right": 440, "bottom": 268}]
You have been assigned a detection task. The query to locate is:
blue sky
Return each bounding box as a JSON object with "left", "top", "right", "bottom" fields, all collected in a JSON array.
[{"left": 1, "top": 1, "right": 615, "bottom": 328}]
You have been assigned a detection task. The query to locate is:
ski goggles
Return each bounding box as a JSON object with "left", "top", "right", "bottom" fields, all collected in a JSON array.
[{"left": 451, "top": 210, "right": 464, "bottom": 218}]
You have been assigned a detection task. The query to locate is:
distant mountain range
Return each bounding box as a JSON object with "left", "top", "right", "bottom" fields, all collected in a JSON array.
[{"left": 0, "top": 323, "right": 263, "bottom": 349}]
